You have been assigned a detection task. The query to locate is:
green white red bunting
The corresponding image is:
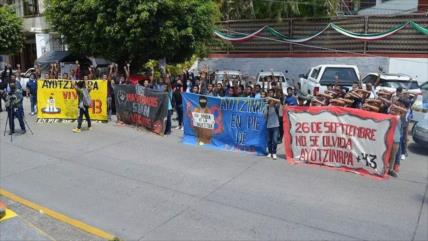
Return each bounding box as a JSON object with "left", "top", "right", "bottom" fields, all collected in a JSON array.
[{"left": 214, "top": 21, "right": 428, "bottom": 43}]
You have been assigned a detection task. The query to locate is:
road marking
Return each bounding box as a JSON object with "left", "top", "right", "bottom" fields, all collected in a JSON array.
[
  {"left": 0, "top": 209, "right": 17, "bottom": 222},
  {"left": 0, "top": 188, "right": 117, "bottom": 240}
]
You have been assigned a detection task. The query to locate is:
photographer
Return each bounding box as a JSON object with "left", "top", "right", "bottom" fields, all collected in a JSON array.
[
  {"left": 1, "top": 82, "right": 26, "bottom": 135},
  {"left": 0, "top": 64, "right": 13, "bottom": 112}
]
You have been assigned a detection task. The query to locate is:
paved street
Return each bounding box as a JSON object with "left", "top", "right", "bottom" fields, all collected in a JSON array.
[{"left": 1, "top": 100, "right": 427, "bottom": 241}]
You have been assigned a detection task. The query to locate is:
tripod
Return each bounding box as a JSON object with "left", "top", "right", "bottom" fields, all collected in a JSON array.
[{"left": 3, "top": 107, "right": 34, "bottom": 142}]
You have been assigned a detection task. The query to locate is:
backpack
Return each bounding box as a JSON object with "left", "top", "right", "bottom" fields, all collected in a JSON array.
[{"left": 82, "top": 89, "right": 92, "bottom": 107}]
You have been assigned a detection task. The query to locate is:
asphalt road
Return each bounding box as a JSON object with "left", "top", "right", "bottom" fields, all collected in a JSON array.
[{"left": 1, "top": 100, "right": 427, "bottom": 241}]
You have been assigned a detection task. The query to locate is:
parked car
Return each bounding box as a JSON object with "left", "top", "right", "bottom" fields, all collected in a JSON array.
[
  {"left": 412, "top": 117, "right": 428, "bottom": 147},
  {"left": 255, "top": 70, "right": 293, "bottom": 93},
  {"left": 412, "top": 81, "right": 428, "bottom": 122},
  {"left": 299, "top": 64, "right": 360, "bottom": 96},
  {"left": 362, "top": 73, "right": 421, "bottom": 95},
  {"left": 214, "top": 70, "right": 243, "bottom": 86},
  {"left": 0, "top": 68, "right": 34, "bottom": 91},
  {"left": 19, "top": 68, "right": 36, "bottom": 91}
]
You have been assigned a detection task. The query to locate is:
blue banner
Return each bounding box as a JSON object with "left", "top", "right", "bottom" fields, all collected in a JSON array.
[{"left": 182, "top": 93, "right": 267, "bottom": 155}]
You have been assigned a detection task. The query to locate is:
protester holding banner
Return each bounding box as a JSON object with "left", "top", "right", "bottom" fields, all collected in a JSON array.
[
  {"left": 73, "top": 81, "right": 92, "bottom": 133},
  {"left": 387, "top": 104, "right": 407, "bottom": 177}
]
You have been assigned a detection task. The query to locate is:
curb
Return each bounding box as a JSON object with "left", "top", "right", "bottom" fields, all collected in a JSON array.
[{"left": 0, "top": 188, "right": 118, "bottom": 241}]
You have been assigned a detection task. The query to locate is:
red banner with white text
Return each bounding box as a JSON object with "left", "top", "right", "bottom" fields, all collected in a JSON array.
[{"left": 283, "top": 106, "right": 398, "bottom": 179}]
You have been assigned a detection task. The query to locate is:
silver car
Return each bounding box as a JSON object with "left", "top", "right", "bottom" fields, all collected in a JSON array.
[{"left": 413, "top": 118, "right": 428, "bottom": 147}]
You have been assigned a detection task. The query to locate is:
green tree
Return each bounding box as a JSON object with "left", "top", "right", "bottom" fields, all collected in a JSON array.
[
  {"left": 216, "top": 0, "right": 341, "bottom": 21},
  {"left": 45, "top": 0, "right": 219, "bottom": 67},
  {"left": 0, "top": 5, "right": 23, "bottom": 55}
]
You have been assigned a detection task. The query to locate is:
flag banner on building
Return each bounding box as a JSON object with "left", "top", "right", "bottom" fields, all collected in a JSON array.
[
  {"left": 114, "top": 85, "right": 168, "bottom": 135},
  {"left": 182, "top": 93, "right": 267, "bottom": 154},
  {"left": 215, "top": 21, "right": 428, "bottom": 43},
  {"left": 37, "top": 79, "right": 108, "bottom": 121},
  {"left": 283, "top": 106, "right": 398, "bottom": 179}
]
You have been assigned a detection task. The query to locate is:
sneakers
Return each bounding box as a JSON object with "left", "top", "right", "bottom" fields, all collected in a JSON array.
[
  {"left": 21, "top": 130, "right": 26, "bottom": 135},
  {"left": 72, "top": 128, "right": 81, "bottom": 133},
  {"left": 180, "top": 127, "right": 184, "bottom": 131},
  {"left": 88, "top": 127, "right": 93, "bottom": 131},
  {"left": 266, "top": 153, "right": 272, "bottom": 158},
  {"left": 401, "top": 154, "right": 406, "bottom": 161},
  {"left": 388, "top": 170, "right": 398, "bottom": 178},
  {"left": 272, "top": 154, "right": 278, "bottom": 160},
  {"left": 175, "top": 126, "right": 181, "bottom": 130}
]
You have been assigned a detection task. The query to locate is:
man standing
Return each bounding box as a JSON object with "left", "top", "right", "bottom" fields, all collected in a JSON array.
[
  {"left": 26, "top": 74, "right": 38, "bottom": 116},
  {"left": 73, "top": 81, "right": 92, "bottom": 133},
  {"left": 265, "top": 89, "right": 281, "bottom": 160}
]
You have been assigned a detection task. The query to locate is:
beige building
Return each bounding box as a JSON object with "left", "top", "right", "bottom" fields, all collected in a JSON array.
[{"left": 1, "top": 0, "right": 64, "bottom": 69}]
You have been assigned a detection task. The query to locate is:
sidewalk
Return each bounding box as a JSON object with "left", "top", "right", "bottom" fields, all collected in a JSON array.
[{"left": 0, "top": 196, "right": 102, "bottom": 241}]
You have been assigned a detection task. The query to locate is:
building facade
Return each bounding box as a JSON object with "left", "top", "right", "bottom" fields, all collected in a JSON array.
[
  {"left": 357, "top": 0, "right": 419, "bottom": 15},
  {"left": 1, "top": 0, "right": 64, "bottom": 69}
]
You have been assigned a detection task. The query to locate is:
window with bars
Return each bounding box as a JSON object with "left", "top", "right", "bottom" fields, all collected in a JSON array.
[{"left": 23, "top": 0, "right": 39, "bottom": 16}]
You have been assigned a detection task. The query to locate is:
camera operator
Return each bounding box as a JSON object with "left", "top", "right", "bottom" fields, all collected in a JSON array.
[
  {"left": 0, "top": 64, "right": 13, "bottom": 112},
  {"left": 0, "top": 81, "right": 26, "bottom": 135}
]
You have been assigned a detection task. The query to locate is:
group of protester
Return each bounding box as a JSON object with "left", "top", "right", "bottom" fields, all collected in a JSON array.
[{"left": 1, "top": 63, "right": 414, "bottom": 177}]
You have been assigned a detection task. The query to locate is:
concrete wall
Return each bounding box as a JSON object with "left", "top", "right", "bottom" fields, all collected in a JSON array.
[{"left": 200, "top": 57, "right": 390, "bottom": 81}]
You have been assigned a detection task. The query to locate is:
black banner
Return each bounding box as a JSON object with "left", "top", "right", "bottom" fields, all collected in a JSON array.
[{"left": 114, "top": 85, "right": 168, "bottom": 135}]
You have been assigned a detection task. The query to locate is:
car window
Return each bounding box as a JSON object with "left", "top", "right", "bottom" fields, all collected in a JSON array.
[
  {"left": 320, "top": 67, "right": 359, "bottom": 86},
  {"left": 421, "top": 83, "right": 428, "bottom": 91},
  {"left": 381, "top": 80, "right": 420, "bottom": 89},
  {"left": 310, "top": 68, "right": 320, "bottom": 79},
  {"left": 363, "top": 75, "right": 377, "bottom": 84}
]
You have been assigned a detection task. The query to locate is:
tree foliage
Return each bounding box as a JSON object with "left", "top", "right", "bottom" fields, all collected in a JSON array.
[
  {"left": 45, "top": 0, "right": 219, "bottom": 66},
  {"left": 216, "top": 0, "right": 341, "bottom": 21},
  {"left": 0, "top": 5, "right": 23, "bottom": 55}
]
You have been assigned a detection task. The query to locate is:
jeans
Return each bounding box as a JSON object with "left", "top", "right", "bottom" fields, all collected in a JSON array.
[
  {"left": 267, "top": 127, "right": 279, "bottom": 154},
  {"left": 107, "top": 96, "right": 112, "bottom": 120},
  {"left": 7, "top": 107, "right": 25, "bottom": 132},
  {"left": 77, "top": 107, "right": 91, "bottom": 129},
  {"left": 176, "top": 105, "right": 183, "bottom": 127},
  {"left": 30, "top": 94, "right": 37, "bottom": 113},
  {"left": 400, "top": 125, "right": 408, "bottom": 156},
  {"left": 164, "top": 110, "right": 173, "bottom": 134},
  {"left": 278, "top": 116, "right": 284, "bottom": 142}
]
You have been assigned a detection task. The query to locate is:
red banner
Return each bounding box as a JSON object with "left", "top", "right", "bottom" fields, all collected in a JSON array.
[{"left": 283, "top": 106, "right": 398, "bottom": 179}]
